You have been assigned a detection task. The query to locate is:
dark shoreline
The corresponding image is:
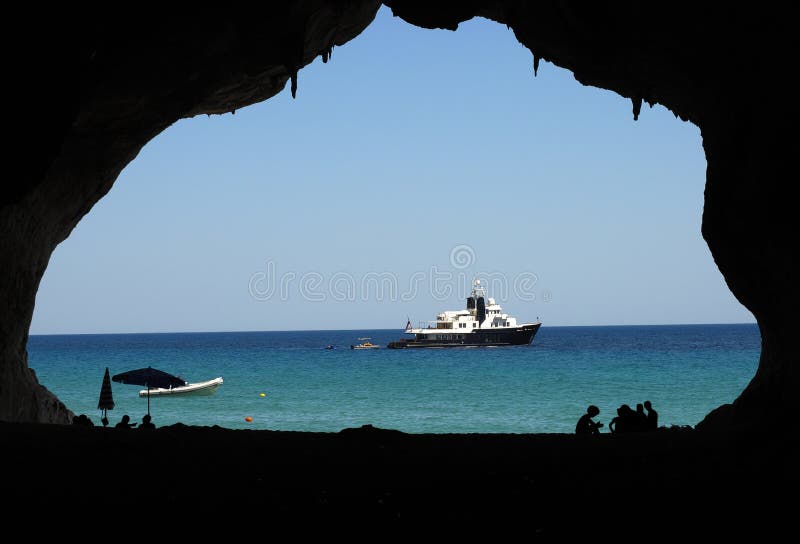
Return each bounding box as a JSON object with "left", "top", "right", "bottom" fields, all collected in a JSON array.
[{"left": 2, "top": 421, "right": 796, "bottom": 535}]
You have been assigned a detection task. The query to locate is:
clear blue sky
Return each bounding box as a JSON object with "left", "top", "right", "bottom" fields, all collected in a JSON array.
[{"left": 30, "top": 6, "right": 754, "bottom": 334}]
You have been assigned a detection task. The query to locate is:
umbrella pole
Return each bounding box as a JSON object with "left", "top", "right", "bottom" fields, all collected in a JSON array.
[{"left": 147, "top": 385, "right": 150, "bottom": 416}]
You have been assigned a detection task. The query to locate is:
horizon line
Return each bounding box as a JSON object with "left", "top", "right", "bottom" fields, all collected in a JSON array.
[{"left": 28, "top": 321, "right": 758, "bottom": 337}]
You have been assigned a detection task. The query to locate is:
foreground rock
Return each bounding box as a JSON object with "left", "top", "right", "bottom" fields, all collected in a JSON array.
[{"left": 2, "top": 422, "right": 796, "bottom": 536}]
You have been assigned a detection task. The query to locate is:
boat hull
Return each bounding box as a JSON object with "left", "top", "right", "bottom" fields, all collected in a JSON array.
[
  {"left": 387, "top": 323, "right": 541, "bottom": 348},
  {"left": 139, "top": 377, "right": 223, "bottom": 397}
]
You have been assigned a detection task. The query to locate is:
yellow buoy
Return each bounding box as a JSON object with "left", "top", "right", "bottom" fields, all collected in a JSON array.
[
  {"left": 245, "top": 416, "right": 253, "bottom": 422},
  {"left": 259, "top": 393, "right": 266, "bottom": 397}
]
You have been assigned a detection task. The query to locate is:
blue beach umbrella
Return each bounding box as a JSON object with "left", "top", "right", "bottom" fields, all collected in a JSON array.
[{"left": 112, "top": 366, "right": 186, "bottom": 416}]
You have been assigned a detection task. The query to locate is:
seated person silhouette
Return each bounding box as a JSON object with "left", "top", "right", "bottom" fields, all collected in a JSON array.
[
  {"left": 575, "top": 405, "right": 603, "bottom": 435},
  {"left": 609, "top": 404, "right": 637, "bottom": 433},
  {"left": 139, "top": 414, "right": 155, "bottom": 430},
  {"left": 644, "top": 400, "right": 658, "bottom": 430},
  {"left": 72, "top": 414, "right": 94, "bottom": 426},
  {"left": 115, "top": 414, "right": 137, "bottom": 429}
]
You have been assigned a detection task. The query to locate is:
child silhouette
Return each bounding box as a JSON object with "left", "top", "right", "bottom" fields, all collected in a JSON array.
[{"left": 576, "top": 405, "right": 603, "bottom": 435}]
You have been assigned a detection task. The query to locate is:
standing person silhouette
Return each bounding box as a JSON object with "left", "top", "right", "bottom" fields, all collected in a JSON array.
[
  {"left": 575, "top": 405, "right": 603, "bottom": 435},
  {"left": 634, "top": 403, "right": 648, "bottom": 432},
  {"left": 644, "top": 400, "right": 658, "bottom": 430}
]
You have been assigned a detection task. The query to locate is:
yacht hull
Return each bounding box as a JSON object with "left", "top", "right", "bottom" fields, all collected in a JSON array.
[{"left": 387, "top": 323, "right": 540, "bottom": 349}]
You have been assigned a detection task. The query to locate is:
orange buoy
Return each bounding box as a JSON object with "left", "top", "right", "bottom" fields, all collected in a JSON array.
[{"left": 245, "top": 416, "right": 253, "bottom": 422}]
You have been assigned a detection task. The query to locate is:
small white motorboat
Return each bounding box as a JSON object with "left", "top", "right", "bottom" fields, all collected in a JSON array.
[{"left": 139, "top": 377, "right": 223, "bottom": 397}]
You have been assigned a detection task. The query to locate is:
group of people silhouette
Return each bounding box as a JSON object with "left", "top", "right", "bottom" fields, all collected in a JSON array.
[
  {"left": 575, "top": 401, "right": 658, "bottom": 435},
  {"left": 113, "top": 414, "right": 155, "bottom": 429},
  {"left": 72, "top": 413, "right": 157, "bottom": 429}
]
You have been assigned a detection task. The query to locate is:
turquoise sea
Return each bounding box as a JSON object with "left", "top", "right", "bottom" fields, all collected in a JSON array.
[{"left": 26, "top": 324, "right": 760, "bottom": 434}]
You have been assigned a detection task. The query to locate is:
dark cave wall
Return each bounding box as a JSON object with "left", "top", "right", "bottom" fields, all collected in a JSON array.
[
  {"left": 698, "top": 105, "right": 794, "bottom": 428},
  {"left": 378, "top": 1, "right": 797, "bottom": 430},
  {"left": 1, "top": 1, "right": 794, "bottom": 427},
  {"left": 1, "top": 1, "right": 383, "bottom": 423}
]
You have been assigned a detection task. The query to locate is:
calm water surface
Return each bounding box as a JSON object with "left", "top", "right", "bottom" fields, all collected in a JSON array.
[{"left": 27, "top": 324, "right": 760, "bottom": 433}]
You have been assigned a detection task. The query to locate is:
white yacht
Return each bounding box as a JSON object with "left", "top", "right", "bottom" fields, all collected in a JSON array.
[{"left": 387, "top": 279, "right": 541, "bottom": 348}]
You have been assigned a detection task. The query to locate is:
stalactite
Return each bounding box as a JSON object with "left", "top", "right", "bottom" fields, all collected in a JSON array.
[
  {"left": 631, "top": 96, "right": 642, "bottom": 120},
  {"left": 293, "top": 26, "right": 305, "bottom": 98},
  {"left": 533, "top": 53, "right": 541, "bottom": 77}
]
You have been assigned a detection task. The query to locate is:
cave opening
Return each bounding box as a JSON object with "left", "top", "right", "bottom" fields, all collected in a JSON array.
[{"left": 23, "top": 7, "right": 756, "bottom": 431}]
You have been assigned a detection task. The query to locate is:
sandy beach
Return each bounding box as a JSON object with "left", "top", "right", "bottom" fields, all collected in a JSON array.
[{"left": 2, "top": 421, "right": 795, "bottom": 536}]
